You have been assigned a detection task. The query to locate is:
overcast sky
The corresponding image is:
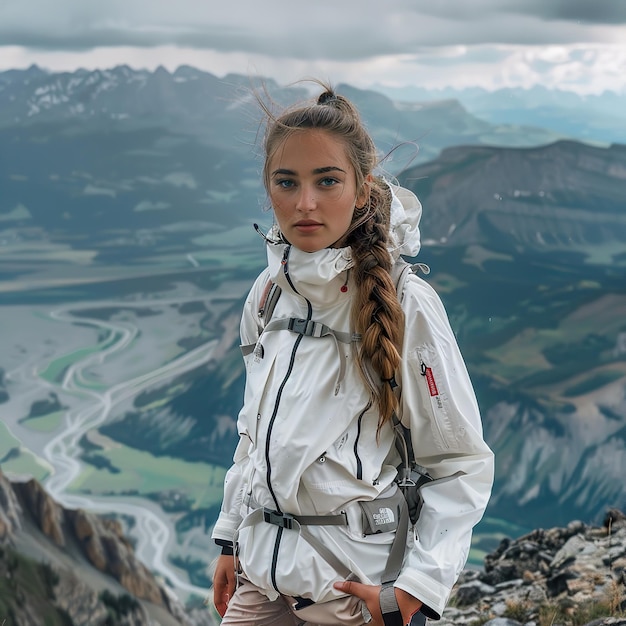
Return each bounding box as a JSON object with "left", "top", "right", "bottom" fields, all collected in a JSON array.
[{"left": 2, "top": 0, "right": 626, "bottom": 94}]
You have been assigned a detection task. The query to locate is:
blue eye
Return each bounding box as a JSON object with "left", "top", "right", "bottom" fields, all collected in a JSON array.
[
  {"left": 320, "top": 177, "right": 338, "bottom": 187},
  {"left": 276, "top": 179, "right": 295, "bottom": 189}
]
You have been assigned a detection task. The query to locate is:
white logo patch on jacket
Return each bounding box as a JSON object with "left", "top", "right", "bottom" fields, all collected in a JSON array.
[{"left": 373, "top": 507, "right": 395, "bottom": 526}]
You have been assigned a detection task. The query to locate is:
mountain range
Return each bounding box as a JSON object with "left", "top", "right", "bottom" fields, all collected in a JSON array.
[
  {"left": 372, "top": 83, "right": 626, "bottom": 147},
  {"left": 0, "top": 65, "right": 571, "bottom": 271},
  {"left": 0, "top": 65, "right": 625, "bottom": 601}
]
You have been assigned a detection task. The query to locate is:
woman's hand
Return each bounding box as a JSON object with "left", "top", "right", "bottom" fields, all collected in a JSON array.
[
  {"left": 334, "top": 580, "right": 422, "bottom": 625},
  {"left": 213, "top": 554, "right": 237, "bottom": 617}
]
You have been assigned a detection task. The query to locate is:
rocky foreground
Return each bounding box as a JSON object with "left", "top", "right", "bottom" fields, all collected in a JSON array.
[
  {"left": 0, "top": 467, "right": 217, "bottom": 626},
  {"left": 440, "top": 509, "right": 626, "bottom": 626},
  {"left": 1, "top": 459, "right": 624, "bottom": 625}
]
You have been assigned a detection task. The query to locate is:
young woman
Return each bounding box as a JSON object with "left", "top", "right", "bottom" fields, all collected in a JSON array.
[{"left": 211, "top": 84, "right": 494, "bottom": 626}]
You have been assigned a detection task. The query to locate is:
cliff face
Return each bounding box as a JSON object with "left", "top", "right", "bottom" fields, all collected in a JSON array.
[
  {"left": 0, "top": 467, "right": 216, "bottom": 626},
  {"left": 8, "top": 473, "right": 165, "bottom": 606},
  {"left": 0, "top": 466, "right": 21, "bottom": 541}
]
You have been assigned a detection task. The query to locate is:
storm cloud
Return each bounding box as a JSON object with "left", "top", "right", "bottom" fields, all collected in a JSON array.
[
  {"left": 1, "top": 0, "right": 625, "bottom": 57},
  {"left": 1, "top": 0, "right": 625, "bottom": 93}
]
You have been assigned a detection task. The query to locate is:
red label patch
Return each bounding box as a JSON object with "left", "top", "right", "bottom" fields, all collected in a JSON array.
[{"left": 424, "top": 367, "right": 439, "bottom": 397}]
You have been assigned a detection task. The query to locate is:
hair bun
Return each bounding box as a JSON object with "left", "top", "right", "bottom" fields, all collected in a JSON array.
[{"left": 317, "top": 91, "right": 338, "bottom": 105}]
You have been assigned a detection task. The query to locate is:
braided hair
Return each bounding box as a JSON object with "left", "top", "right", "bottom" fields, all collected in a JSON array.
[{"left": 262, "top": 82, "right": 405, "bottom": 431}]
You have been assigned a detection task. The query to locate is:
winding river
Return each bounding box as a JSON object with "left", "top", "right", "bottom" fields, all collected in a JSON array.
[{"left": 21, "top": 297, "right": 224, "bottom": 598}]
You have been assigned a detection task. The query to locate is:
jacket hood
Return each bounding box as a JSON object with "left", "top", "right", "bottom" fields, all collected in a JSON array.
[{"left": 387, "top": 182, "right": 422, "bottom": 259}]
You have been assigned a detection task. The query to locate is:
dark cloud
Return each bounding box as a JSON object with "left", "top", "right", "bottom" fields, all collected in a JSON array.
[
  {"left": 413, "top": 0, "right": 626, "bottom": 25},
  {"left": 511, "top": 0, "right": 626, "bottom": 25},
  {"left": 0, "top": 0, "right": 624, "bottom": 58}
]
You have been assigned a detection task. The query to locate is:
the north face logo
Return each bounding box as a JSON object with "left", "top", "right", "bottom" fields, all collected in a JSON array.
[{"left": 373, "top": 507, "right": 395, "bottom": 526}]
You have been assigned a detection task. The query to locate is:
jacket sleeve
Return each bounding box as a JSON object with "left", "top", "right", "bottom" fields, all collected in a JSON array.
[
  {"left": 211, "top": 270, "right": 270, "bottom": 545},
  {"left": 394, "top": 275, "right": 495, "bottom": 619}
]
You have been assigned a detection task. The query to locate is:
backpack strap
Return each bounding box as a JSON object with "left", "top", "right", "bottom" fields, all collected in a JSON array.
[
  {"left": 243, "top": 257, "right": 429, "bottom": 356},
  {"left": 235, "top": 506, "right": 353, "bottom": 580},
  {"left": 240, "top": 278, "right": 282, "bottom": 356},
  {"left": 390, "top": 258, "right": 430, "bottom": 302},
  {"left": 259, "top": 281, "right": 282, "bottom": 326}
]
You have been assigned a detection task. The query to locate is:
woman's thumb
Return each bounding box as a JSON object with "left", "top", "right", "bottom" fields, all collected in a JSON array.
[{"left": 334, "top": 579, "right": 364, "bottom": 598}]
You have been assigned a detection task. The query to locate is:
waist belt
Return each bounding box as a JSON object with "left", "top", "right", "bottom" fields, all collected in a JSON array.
[
  {"left": 261, "top": 508, "right": 348, "bottom": 529},
  {"left": 236, "top": 494, "right": 408, "bottom": 588},
  {"left": 238, "top": 506, "right": 352, "bottom": 578}
]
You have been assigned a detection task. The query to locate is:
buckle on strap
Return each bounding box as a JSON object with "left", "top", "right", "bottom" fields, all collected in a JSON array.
[
  {"left": 263, "top": 508, "right": 295, "bottom": 530},
  {"left": 288, "top": 317, "right": 316, "bottom": 336}
]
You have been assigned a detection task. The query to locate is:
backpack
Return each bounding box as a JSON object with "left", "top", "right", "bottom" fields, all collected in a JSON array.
[{"left": 252, "top": 256, "right": 434, "bottom": 526}]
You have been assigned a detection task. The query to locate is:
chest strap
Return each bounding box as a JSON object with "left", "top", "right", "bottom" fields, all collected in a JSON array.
[{"left": 240, "top": 316, "right": 361, "bottom": 395}]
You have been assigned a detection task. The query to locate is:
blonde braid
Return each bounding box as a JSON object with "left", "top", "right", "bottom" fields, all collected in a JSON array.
[
  {"left": 260, "top": 82, "right": 405, "bottom": 429},
  {"left": 347, "top": 180, "right": 405, "bottom": 431}
]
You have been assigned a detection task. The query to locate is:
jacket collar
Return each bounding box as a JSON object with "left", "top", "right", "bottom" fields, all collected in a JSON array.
[{"left": 263, "top": 182, "right": 422, "bottom": 305}]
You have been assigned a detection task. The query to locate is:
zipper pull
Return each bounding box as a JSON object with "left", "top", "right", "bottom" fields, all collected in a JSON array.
[
  {"left": 281, "top": 245, "right": 290, "bottom": 269},
  {"left": 420, "top": 359, "right": 439, "bottom": 397}
]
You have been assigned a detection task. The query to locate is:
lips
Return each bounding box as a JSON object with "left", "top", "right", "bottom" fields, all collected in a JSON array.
[
  {"left": 294, "top": 220, "right": 323, "bottom": 232},
  {"left": 295, "top": 220, "right": 322, "bottom": 227}
]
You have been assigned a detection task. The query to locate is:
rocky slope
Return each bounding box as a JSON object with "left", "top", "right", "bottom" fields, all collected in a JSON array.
[
  {"left": 2, "top": 463, "right": 625, "bottom": 626},
  {"left": 0, "top": 467, "right": 217, "bottom": 626},
  {"left": 441, "top": 508, "right": 626, "bottom": 626}
]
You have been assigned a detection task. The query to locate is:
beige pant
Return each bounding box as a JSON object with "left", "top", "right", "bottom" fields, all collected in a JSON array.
[{"left": 220, "top": 576, "right": 365, "bottom": 626}]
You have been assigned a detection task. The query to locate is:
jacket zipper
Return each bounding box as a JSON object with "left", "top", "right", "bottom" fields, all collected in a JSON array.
[
  {"left": 353, "top": 400, "right": 372, "bottom": 481},
  {"left": 264, "top": 245, "right": 313, "bottom": 593},
  {"left": 418, "top": 352, "right": 451, "bottom": 450}
]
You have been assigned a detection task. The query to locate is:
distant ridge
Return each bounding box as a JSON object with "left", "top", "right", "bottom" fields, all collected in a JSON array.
[{"left": 400, "top": 139, "right": 626, "bottom": 256}]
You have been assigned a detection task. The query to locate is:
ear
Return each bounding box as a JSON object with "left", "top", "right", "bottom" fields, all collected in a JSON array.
[{"left": 356, "top": 174, "right": 373, "bottom": 209}]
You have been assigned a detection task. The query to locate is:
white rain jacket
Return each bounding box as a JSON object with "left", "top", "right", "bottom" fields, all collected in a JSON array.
[{"left": 212, "top": 184, "right": 494, "bottom": 619}]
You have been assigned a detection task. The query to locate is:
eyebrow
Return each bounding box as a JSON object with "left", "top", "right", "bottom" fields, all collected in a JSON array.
[{"left": 271, "top": 166, "right": 347, "bottom": 177}]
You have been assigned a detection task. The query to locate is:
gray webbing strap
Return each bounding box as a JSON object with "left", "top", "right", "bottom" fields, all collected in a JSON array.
[
  {"left": 379, "top": 583, "right": 403, "bottom": 626},
  {"left": 237, "top": 507, "right": 352, "bottom": 579},
  {"left": 263, "top": 317, "right": 356, "bottom": 345},
  {"left": 243, "top": 315, "right": 354, "bottom": 357},
  {"left": 261, "top": 317, "right": 360, "bottom": 394},
  {"left": 378, "top": 475, "right": 409, "bottom": 626},
  {"left": 380, "top": 494, "right": 409, "bottom": 585},
  {"left": 240, "top": 343, "right": 255, "bottom": 356}
]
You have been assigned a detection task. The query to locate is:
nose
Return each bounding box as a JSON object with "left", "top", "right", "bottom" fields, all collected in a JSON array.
[{"left": 295, "top": 185, "right": 317, "bottom": 212}]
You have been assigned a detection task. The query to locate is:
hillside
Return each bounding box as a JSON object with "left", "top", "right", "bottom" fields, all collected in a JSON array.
[
  {"left": 0, "top": 467, "right": 217, "bottom": 625},
  {"left": 398, "top": 141, "right": 626, "bottom": 528},
  {"left": 401, "top": 140, "right": 626, "bottom": 256},
  {"left": 373, "top": 84, "right": 626, "bottom": 147},
  {"left": 442, "top": 508, "right": 626, "bottom": 626}
]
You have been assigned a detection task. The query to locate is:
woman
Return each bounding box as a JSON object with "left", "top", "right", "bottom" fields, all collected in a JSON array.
[{"left": 211, "top": 84, "right": 494, "bottom": 625}]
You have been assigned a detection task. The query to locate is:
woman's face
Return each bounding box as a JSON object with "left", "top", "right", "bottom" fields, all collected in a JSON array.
[{"left": 267, "top": 129, "right": 366, "bottom": 253}]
